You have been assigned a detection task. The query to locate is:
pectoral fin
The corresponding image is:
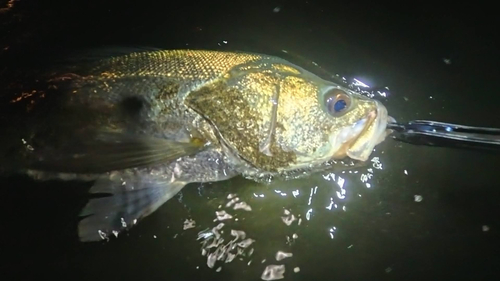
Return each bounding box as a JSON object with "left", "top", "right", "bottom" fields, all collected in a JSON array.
[{"left": 28, "top": 132, "right": 207, "bottom": 174}]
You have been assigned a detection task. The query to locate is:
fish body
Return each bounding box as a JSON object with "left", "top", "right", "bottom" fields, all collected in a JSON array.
[{"left": 1, "top": 49, "right": 391, "bottom": 241}]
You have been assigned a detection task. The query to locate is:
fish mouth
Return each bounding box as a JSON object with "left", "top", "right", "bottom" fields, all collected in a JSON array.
[{"left": 330, "top": 101, "right": 391, "bottom": 161}]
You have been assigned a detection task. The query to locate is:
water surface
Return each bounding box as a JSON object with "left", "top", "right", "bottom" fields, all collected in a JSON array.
[{"left": 1, "top": 1, "right": 499, "bottom": 280}]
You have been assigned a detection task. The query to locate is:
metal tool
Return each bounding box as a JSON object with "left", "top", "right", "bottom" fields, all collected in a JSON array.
[{"left": 387, "top": 120, "right": 500, "bottom": 152}]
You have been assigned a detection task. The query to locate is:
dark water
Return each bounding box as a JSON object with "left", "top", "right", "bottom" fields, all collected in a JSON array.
[{"left": 1, "top": 1, "right": 500, "bottom": 280}]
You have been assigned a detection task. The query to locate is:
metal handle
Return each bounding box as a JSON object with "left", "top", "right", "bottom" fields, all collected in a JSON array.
[{"left": 387, "top": 120, "right": 500, "bottom": 152}]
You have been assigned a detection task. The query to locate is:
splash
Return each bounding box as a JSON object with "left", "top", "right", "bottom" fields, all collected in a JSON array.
[
  {"left": 187, "top": 152, "right": 388, "bottom": 278},
  {"left": 198, "top": 223, "right": 256, "bottom": 269},
  {"left": 197, "top": 193, "right": 255, "bottom": 270}
]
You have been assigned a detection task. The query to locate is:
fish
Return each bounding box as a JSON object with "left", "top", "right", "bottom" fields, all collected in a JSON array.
[{"left": 0, "top": 48, "right": 392, "bottom": 241}]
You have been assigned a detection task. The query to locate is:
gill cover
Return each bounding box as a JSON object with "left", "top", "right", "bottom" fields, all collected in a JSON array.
[{"left": 185, "top": 59, "right": 305, "bottom": 171}]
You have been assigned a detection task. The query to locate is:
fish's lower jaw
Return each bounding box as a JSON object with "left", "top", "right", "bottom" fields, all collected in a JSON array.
[
  {"left": 326, "top": 116, "right": 369, "bottom": 160},
  {"left": 346, "top": 103, "right": 390, "bottom": 161}
]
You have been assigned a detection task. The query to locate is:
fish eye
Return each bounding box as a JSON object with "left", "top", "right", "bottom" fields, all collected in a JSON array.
[{"left": 324, "top": 89, "right": 351, "bottom": 117}]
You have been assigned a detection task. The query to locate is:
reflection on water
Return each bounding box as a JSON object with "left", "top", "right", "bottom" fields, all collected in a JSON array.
[
  {"left": 173, "top": 150, "right": 388, "bottom": 279},
  {"left": 196, "top": 194, "right": 255, "bottom": 270}
]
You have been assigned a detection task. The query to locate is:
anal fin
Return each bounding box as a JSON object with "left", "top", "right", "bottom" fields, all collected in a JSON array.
[{"left": 78, "top": 172, "right": 186, "bottom": 242}]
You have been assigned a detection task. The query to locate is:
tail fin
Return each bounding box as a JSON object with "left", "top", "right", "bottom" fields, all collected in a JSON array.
[{"left": 78, "top": 171, "right": 186, "bottom": 242}]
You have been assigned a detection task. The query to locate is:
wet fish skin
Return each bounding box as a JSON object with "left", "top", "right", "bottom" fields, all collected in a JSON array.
[{"left": 1, "top": 49, "right": 390, "bottom": 241}]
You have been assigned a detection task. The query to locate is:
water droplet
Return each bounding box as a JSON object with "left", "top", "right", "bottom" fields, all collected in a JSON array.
[
  {"left": 275, "top": 251, "right": 293, "bottom": 261},
  {"left": 230, "top": 229, "right": 246, "bottom": 240},
  {"left": 120, "top": 217, "right": 127, "bottom": 228},
  {"left": 237, "top": 238, "right": 255, "bottom": 248},
  {"left": 216, "top": 210, "right": 233, "bottom": 221},
  {"left": 183, "top": 219, "right": 196, "bottom": 230},
  {"left": 207, "top": 252, "right": 217, "bottom": 268},
  {"left": 98, "top": 230, "right": 108, "bottom": 240},
  {"left": 282, "top": 213, "right": 296, "bottom": 226},
  {"left": 261, "top": 265, "right": 285, "bottom": 280},
  {"left": 234, "top": 202, "right": 252, "bottom": 211}
]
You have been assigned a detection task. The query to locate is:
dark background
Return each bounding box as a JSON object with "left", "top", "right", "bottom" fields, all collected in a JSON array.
[{"left": 1, "top": 1, "right": 499, "bottom": 280}]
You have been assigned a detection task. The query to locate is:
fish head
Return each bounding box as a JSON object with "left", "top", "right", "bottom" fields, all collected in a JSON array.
[
  {"left": 185, "top": 59, "right": 391, "bottom": 176},
  {"left": 282, "top": 80, "right": 391, "bottom": 165}
]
